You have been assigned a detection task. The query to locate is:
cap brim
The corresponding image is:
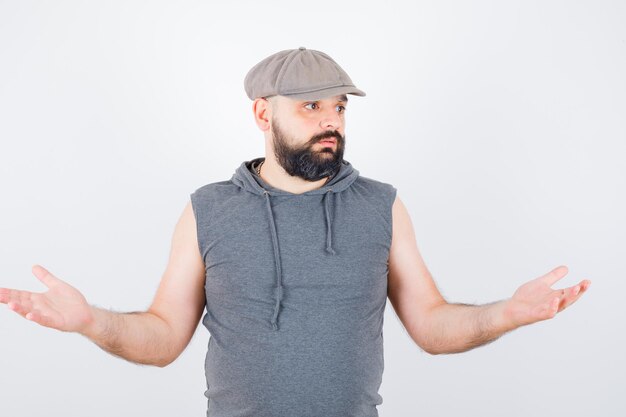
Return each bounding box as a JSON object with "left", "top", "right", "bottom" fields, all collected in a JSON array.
[{"left": 281, "top": 85, "right": 366, "bottom": 101}]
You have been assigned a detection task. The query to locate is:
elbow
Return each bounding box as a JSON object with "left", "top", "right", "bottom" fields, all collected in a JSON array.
[
  {"left": 418, "top": 343, "right": 443, "bottom": 356},
  {"left": 155, "top": 353, "right": 179, "bottom": 368},
  {"left": 148, "top": 347, "right": 180, "bottom": 368},
  {"left": 155, "top": 359, "right": 170, "bottom": 368},
  {"left": 155, "top": 358, "right": 173, "bottom": 368},
  {"left": 155, "top": 340, "right": 186, "bottom": 367},
  {"left": 413, "top": 301, "right": 449, "bottom": 356},
  {"left": 411, "top": 330, "right": 443, "bottom": 355},
  {"left": 411, "top": 315, "right": 444, "bottom": 356}
]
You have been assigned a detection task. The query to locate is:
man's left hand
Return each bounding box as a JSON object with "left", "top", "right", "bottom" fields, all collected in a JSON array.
[{"left": 504, "top": 265, "right": 591, "bottom": 328}]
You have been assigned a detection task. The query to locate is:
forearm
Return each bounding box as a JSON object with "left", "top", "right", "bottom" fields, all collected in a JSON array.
[
  {"left": 79, "top": 306, "right": 175, "bottom": 367},
  {"left": 420, "top": 299, "right": 517, "bottom": 355}
]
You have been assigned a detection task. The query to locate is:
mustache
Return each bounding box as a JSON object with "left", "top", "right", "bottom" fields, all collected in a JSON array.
[{"left": 310, "top": 130, "right": 343, "bottom": 144}]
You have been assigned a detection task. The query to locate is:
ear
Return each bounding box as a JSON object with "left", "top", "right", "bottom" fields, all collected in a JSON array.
[{"left": 252, "top": 98, "right": 272, "bottom": 132}]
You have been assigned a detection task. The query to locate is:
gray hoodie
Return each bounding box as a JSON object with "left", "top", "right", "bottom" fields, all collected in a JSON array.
[{"left": 190, "top": 157, "right": 397, "bottom": 417}]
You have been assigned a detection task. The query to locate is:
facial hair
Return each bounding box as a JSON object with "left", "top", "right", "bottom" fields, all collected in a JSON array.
[{"left": 270, "top": 116, "right": 346, "bottom": 182}]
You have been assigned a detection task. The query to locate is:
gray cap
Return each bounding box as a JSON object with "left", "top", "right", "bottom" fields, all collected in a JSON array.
[{"left": 244, "top": 47, "right": 366, "bottom": 101}]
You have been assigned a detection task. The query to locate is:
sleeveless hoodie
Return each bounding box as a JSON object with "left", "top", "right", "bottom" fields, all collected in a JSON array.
[{"left": 190, "top": 157, "right": 397, "bottom": 417}]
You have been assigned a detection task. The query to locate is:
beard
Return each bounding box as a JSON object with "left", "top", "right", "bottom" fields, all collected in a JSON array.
[{"left": 270, "top": 117, "right": 346, "bottom": 182}]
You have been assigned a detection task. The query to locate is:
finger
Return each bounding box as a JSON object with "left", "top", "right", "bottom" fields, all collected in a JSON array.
[
  {"left": 542, "top": 265, "right": 569, "bottom": 287},
  {"left": 8, "top": 296, "right": 58, "bottom": 324},
  {"left": 1, "top": 289, "right": 28, "bottom": 305},
  {"left": 0, "top": 287, "right": 15, "bottom": 304},
  {"left": 0, "top": 288, "right": 15, "bottom": 304},
  {"left": 26, "top": 309, "right": 58, "bottom": 328},
  {"left": 558, "top": 280, "right": 591, "bottom": 312},
  {"left": 565, "top": 280, "right": 592, "bottom": 294},
  {"left": 7, "top": 300, "right": 33, "bottom": 318},
  {"left": 31, "top": 264, "right": 61, "bottom": 289}
]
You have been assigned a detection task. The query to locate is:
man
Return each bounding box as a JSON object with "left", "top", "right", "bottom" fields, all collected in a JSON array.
[{"left": 0, "top": 47, "right": 591, "bottom": 417}]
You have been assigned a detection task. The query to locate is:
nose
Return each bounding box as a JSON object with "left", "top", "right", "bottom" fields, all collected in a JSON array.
[{"left": 319, "top": 107, "right": 342, "bottom": 131}]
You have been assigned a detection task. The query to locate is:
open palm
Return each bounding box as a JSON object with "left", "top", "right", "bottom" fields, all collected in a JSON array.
[
  {"left": 0, "top": 264, "right": 93, "bottom": 332},
  {"left": 505, "top": 265, "right": 591, "bottom": 327}
]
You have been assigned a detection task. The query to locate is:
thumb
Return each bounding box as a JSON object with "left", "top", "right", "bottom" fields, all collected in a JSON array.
[{"left": 31, "top": 264, "right": 62, "bottom": 289}]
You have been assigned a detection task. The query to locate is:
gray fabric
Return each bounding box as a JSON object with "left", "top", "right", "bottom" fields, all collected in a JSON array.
[
  {"left": 243, "top": 47, "right": 366, "bottom": 101},
  {"left": 190, "top": 157, "right": 397, "bottom": 417}
]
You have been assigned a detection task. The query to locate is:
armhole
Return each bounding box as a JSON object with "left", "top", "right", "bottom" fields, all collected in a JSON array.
[
  {"left": 189, "top": 191, "right": 204, "bottom": 262},
  {"left": 387, "top": 185, "right": 398, "bottom": 244}
]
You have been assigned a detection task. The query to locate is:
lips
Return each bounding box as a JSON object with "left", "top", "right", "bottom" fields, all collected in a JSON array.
[{"left": 319, "top": 138, "right": 337, "bottom": 146}]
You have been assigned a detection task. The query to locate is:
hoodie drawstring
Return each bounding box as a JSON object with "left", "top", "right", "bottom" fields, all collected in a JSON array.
[
  {"left": 262, "top": 190, "right": 283, "bottom": 331},
  {"left": 323, "top": 189, "right": 336, "bottom": 255},
  {"left": 262, "top": 188, "right": 336, "bottom": 331}
]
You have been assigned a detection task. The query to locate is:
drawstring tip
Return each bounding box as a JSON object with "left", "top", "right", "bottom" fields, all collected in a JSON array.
[
  {"left": 271, "top": 321, "right": 278, "bottom": 331},
  {"left": 325, "top": 246, "right": 336, "bottom": 255}
]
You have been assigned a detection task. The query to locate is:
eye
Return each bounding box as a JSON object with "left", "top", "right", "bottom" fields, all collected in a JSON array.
[
  {"left": 304, "top": 102, "right": 319, "bottom": 110},
  {"left": 336, "top": 105, "right": 346, "bottom": 113}
]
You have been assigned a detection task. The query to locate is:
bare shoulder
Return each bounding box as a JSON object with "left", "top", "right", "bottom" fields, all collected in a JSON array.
[
  {"left": 390, "top": 195, "right": 420, "bottom": 250},
  {"left": 176, "top": 200, "right": 199, "bottom": 244}
]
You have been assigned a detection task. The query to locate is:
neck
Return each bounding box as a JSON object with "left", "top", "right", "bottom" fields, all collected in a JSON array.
[{"left": 258, "top": 156, "right": 331, "bottom": 195}]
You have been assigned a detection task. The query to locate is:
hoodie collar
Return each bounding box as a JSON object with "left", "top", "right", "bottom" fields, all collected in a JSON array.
[
  {"left": 232, "top": 157, "right": 359, "bottom": 196},
  {"left": 230, "top": 157, "right": 359, "bottom": 331}
]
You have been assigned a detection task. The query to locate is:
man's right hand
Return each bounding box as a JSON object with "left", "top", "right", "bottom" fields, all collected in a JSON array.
[
  {"left": 0, "top": 264, "right": 93, "bottom": 333},
  {"left": 1, "top": 200, "right": 206, "bottom": 367}
]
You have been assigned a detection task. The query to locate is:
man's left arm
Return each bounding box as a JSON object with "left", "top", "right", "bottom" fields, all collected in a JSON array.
[{"left": 386, "top": 196, "right": 591, "bottom": 355}]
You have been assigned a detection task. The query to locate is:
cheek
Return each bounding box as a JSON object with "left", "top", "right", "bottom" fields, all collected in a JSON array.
[{"left": 285, "top": 123, "right": 317, "bottom": 142}]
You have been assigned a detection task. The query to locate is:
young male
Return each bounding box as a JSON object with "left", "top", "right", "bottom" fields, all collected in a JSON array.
[{"left": 0, "top": 47, "right": 591, "bottom": 417}]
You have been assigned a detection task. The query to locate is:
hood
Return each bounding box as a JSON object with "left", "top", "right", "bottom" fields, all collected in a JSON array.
[{"left": 230, "top": 157, "right": 360, "bottom": 331}]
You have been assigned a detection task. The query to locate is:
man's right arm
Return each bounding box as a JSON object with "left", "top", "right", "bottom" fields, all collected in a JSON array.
[
  {"left": 0, "top": 200, "right": 206, "bottom": 368},
  {"left": 81, "top": 199, "right": 206, "bottom": 367},
  {"left": 80, "top": 308, "right": 179, "bottom": 367}
]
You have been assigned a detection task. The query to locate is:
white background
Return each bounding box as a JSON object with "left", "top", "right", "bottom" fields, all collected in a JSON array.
[{"left": 1, "top": 1, "right": 624, "bottom": 416}]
